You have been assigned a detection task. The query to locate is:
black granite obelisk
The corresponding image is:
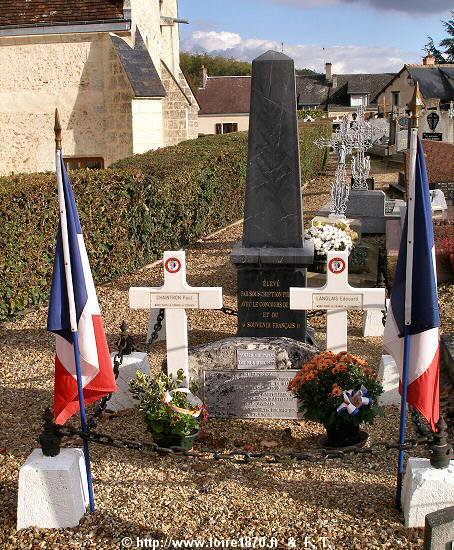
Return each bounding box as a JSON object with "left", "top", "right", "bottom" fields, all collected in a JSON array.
[{"left": 231, "top": 51, "right": 314, "bottom": 341}]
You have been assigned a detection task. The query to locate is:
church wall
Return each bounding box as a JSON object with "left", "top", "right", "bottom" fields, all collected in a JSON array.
[
  {"left": 161, "top": 63, "right": 198, "bottom": 146},
  {"left": 130, "top": 0, "right": 162, "bottom": 77},
  {"left": 104, "top": 39, "right": 135, "bottom": 164},
  {"left": 0, "top": 33, "right": 134, "bottom": 175},
  {"left": 132, "top": 98, "right": 164, "bottom": 153},
  {"left": 159, "top": 0, "right": 180, "bottom": 76}
]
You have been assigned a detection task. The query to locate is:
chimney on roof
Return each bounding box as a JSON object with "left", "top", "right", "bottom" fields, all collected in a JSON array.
[
  {"left": 423, "top": 53, "right": 436, "bottom": 66},
  {"left": 325, "top": 62, "right": 332, "bottom": 83},
  {"left": 201, "top": 65, "right": 208, "bottom": 88}
]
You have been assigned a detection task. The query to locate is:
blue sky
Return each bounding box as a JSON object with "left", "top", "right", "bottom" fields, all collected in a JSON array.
[{"left": 178, "top": 0, "right": 452, "bottom": 73}]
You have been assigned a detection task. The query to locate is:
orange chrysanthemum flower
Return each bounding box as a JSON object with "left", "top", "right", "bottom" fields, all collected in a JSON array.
[{"left": 331, "top": 384, "right": 343, "bottom": 397}]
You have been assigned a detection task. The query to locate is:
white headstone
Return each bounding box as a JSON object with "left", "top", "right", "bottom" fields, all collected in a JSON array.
[
  {"left": 129, "top": 251, "right": 223, "bottom": 385},
  {"left": 107, "top": 352, "right": 151, "bottom": 412},
  {"left": 17, "top": 448, "right": 88, "bottom": 530},
  {"left": 378, "top": 354, "right": 401, "bottom": 406},
  {"left": 290, "top": 250, "right": 386, "bottom": 352},
  {"left": 430, "top": 189, "right": 448, "bottom": 212}
]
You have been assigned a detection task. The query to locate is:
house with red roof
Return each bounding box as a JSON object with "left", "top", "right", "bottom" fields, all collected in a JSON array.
[{"left": 196, "top": 63, "right": 395, "bottom": 135}]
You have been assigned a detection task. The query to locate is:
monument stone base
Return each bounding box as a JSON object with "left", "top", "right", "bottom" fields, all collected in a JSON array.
[
  {"left": 107, "top": 352, "right": 151, "bottom": 412},
  {"left": 402, "top": 457, "right": 454, "bottom": 528},
  {"left": 188, "top": 336, "right": 318, "bottom": 388},
  {"left": 17, "top": 448, "right": 88, "bottom": 530},
  {"left": 231, "top": 243, "right": 314, "bottom": 343}
]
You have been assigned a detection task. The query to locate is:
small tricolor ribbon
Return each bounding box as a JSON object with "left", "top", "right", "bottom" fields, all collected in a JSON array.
[
  {"left": 337, "top": 385, "right": 373, "bottom": 416},
  {"left": 163, "top": 388, "right": 203, "bottom": 417}
]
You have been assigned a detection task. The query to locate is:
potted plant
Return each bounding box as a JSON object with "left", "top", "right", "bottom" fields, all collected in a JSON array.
[
  {"left": 130, "top": 369, "right": 207, "bottom": 450},
  {"left": 288, "top": 351, "right": 383, "bottom": 448},
  {"left": 306, "top": 223, "right": 355, "bottom": 273}
]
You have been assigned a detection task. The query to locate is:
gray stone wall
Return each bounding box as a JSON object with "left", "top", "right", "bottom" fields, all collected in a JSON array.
[
  {"left": 161, "top": 63, "right": 198, "bottom": 146},
  {"left": 104, "top": 39, "right": 134, "bottom": 164}
]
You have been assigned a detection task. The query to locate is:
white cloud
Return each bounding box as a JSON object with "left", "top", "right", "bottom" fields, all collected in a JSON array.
[
  {"left": 182, "top": 31, "right": 420, "bottom": 73},
  {"left": 268, "top": 0, "right": 452, "bottom": 14}
]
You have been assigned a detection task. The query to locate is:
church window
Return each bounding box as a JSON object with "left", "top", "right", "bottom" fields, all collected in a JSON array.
[{"left": 64, "top": 157, "right": 104, "bottom": 171}]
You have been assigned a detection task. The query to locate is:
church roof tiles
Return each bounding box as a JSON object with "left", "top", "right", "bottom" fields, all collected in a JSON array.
[{"left": 0, "top": 1, "right": 125, "bottom": 27}]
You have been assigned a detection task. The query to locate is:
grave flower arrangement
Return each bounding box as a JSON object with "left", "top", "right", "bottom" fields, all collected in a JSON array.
[
  {"left": 130, "top": 369, "right": 207, "bottom": 450},
  {"left": 288, "top": 351, "right": 383, "bottom": 447},
  {"left": 306, "top": 224, "right": 354, "bottom": 257}
]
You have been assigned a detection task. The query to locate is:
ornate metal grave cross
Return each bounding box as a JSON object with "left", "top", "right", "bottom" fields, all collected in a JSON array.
[
  {"left": 289, "top": 250, "right": 385, "bottom": 352},
  {"left": 350, "top": 106, "right": 382, "bottom": 190},
  {"left": 314, "top": 116, "right": 357, "bottom": 217},
  {"left": 129, "top": 251, "right": 223, "bottom": 385}
]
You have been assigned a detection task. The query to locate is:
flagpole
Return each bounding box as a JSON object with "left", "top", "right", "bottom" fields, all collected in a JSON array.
[
  {"left": 54, "top": 109, "right": 96, "bottom": 513},
  {"left": 395, "top": 84, "right": 422, "bottom": 509}
]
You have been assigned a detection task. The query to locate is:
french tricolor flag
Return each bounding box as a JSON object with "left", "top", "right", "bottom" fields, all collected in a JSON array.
[
  {"left": 47, "top": 152, "right": 117, "bottom": 425},
  {"left": 384, "top": 138, "right": 440, "bottom": 431}
]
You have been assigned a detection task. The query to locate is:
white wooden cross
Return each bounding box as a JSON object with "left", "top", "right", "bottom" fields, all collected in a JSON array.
[
  {"left": 289, "top": 250, "right": 385, "bottom": 352},
  {"left": 129, "top": 251, "right": 223, "bottom": 386}
]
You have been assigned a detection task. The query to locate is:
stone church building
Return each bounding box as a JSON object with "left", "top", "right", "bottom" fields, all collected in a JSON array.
[{"left": 0, "top": 1, "right": 199, "bottom": 175}]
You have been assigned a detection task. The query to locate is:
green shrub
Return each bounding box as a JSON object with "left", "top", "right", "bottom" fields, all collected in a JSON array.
[
  {"left": 0, "top": 121, "right": 331, "bottom": 321},
  {"left": 298, "top": 120, "right": 331, "bottom": 181}
]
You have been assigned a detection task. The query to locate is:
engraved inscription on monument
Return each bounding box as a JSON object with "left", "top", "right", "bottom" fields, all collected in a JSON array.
[
  {"left": 149, "top": 293, "right": 199, "bottom": 308},
  {"left": 312, "top": 293, "right": 363, "bottom": 309},
  {"left": 203, "top": 370, "right": 300, "bottom": 419},
  {"left": 237, "top": 267, "right": 307, "bottom": 339},
  {"left": 237, "top": 349, "right": 276, "bottom": 370}
]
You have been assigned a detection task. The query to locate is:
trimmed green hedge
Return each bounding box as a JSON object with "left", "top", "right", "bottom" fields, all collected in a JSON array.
[{"left": 0, "top": 120, "right": 331, "bottom": 320}]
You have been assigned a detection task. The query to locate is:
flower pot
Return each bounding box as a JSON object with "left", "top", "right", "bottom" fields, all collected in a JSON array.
[
  {"left": 320, "top": 422, "right": 368, "bottom": 449},
  {"left": 152, "top": 429, "right": 199, "bottom": 450}
]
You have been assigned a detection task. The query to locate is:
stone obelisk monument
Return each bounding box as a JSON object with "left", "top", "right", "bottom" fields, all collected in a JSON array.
[{"left": 231, "top": 51, "right": 314, "bottom": 342}]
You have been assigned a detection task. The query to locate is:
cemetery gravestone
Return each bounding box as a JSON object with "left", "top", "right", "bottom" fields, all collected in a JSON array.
[
  {"left": 290, "top": 250, "right": 386, "bottom": 352},
  {"left": 230, "top": 51, "right": 313, "bottom": 342},
  {"left": 192, "top": 336, "right": 317, "bottom": 419},
  {"left": 204, "top": 370, "right": 301, "bottom": 419},
  {"left": 129, "top": 251, "right": 223, "bottom": 385}
]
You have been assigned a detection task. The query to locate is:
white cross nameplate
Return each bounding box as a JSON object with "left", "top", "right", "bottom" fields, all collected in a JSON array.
[
  {"left": 129, "top": 251, "right": 223, "bottom": 385},
  {"left": 290, "top": 250, "right": 385, "bottom": 352}
]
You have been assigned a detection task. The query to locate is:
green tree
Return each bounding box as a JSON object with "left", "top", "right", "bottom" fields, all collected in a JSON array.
[
  {"left": 296, "top": 68, "right": 318, "bottom": 76},
  {"left": 180, "top": 52, "right": 251, "bottom": 92},
  {"left": 439, "top": 10, "right": 454, "bottom": 62},
  {"left": 424, "top": 37, "right": 446, "bottom": 63},
  {"left": 425, "top": 10, "right": 454, "bottom": 63}
]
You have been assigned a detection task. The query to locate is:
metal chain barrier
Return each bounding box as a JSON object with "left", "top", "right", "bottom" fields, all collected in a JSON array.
[
  {"left": 410, "top": 407, "right": 433, "bottom": 439},
  {"left": 56, "top": 423, "right": 439, "bottom": 464},
  {"left": 219, "top": 305, "right": 325, "bottom": 320},
  {"left": 148, "top": 308, "right": 165, "bottom": 344},
  {"left": 40, "top": 281, "right": 454, "bottom": 466},
  {"left": 219, "top": 306, "right": 238, "bottom": 317}
]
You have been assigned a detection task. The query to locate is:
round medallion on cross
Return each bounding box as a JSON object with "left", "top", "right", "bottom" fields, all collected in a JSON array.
[
  {"left": 329, "top": 257, "right": 346, "bottom": 274},
  {"left": 165, "top": 257, "right": 181, "bottom": 274}
]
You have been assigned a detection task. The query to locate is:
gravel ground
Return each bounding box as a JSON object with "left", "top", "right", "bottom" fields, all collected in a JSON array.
[{"left": 1, "top": 157, "right": 446, "bottom": 550}]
